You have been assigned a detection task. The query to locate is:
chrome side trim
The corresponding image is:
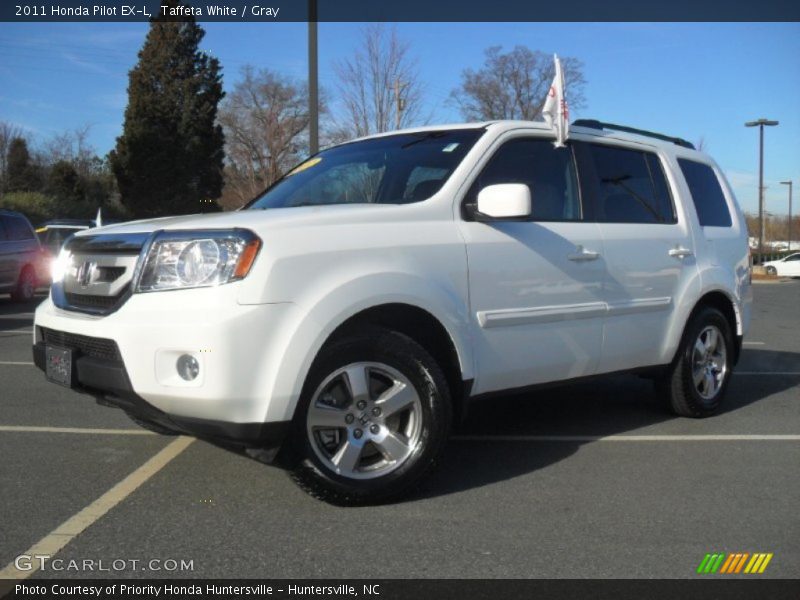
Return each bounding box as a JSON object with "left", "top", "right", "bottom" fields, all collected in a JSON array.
[
  {"left": 606, "top": 296, "right": 672, "bottom": 316},
  {"left": 477, "top": 297, "right": 672, "bottom": 329},
  {"left": 477, "top": 302, "right": 607, "bottom": 328}
]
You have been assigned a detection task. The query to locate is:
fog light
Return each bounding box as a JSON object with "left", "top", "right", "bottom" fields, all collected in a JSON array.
[{"left": 176, "top": 354, "right": 199, "bottom": 381}]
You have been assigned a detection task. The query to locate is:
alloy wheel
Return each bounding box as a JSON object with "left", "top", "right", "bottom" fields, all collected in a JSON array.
[
  {"left": 305, "top": 362, "right": 423, "bottom": 480},
  {"left": 691, "top": 325, "right": 727, "bottom": 400}
]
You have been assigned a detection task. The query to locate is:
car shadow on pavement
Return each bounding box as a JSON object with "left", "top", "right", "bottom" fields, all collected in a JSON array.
[{"left": 413, "top": 349, "right": 800, "bottom": 501}]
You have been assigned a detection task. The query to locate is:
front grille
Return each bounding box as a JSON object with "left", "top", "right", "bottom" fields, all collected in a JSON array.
[
  {"left": 55, "top": 232, "right": 145, "bottom": 316},
  {"left": 65, "top": 288, "right": 127, "bottom": 311},
  {"left": 95, "top": 266, "right": 126, "bottom": 283},
  {"left": 40, "top": 327, "right": 122, "bottom": 363}
]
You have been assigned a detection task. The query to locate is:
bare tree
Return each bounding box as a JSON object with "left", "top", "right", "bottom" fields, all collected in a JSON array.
[
  {"left": 333, "top": 24, "right": 424, "bottom": 138},
  {"left": 218, "top": 66, "right": 314, "bottom": 209},
  {"left": 450, "top": 46, "right": 587, "bottom": 121},
  {"left": 42, "top": 126, "right": 101, "bottom": 177},
  {"left": 0, "top": 121, "right": 25, "bottom": 192}
]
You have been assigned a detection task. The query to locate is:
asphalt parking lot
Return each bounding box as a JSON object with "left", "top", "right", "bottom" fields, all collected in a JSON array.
[{"left": 0, "top": 282, "right": 798, "bottom": 580}]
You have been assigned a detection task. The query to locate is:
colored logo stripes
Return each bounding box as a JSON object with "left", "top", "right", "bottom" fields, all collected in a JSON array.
[{"left": 697, "top": 552, "right": 773, "bottom": 574}]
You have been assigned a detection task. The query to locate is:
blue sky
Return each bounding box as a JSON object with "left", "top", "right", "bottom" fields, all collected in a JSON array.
[{"left": 1, "top": 21, "right": 798, "bottom": 214}]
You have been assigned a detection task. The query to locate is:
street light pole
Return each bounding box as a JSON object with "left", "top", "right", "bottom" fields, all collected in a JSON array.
[
  {"left": 781, "top": 180, "right": 793, "bottom": 253},
  {"left": 745, "top": 119, "right": 779, "bottom": 264},
  {"left": 308, "top": 0, "right": 319, "bottom": 155}
]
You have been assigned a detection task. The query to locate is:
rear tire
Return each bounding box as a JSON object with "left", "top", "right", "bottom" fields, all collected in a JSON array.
[
  {"left": 11, "top": 267, "right": 36, "bottom": 303},
  {"left": 656, "top": 307, "right": 734, "bottom": 418},
  {"left": 290, "top": 327, "right": 451, "bottom": 505}
]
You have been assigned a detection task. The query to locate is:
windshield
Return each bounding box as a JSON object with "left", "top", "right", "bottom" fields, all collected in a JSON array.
[{"left": 247, "top": 129, "right": 484, "bottom": 210}]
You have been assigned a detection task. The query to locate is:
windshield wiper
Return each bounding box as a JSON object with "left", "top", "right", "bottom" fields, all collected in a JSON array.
[{"left": 400, "top": 131, "right": 448, "bottom": 149}]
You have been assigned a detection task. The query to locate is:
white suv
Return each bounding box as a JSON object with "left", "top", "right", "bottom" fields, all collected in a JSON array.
[{"left": 33, "top": 120, "right": 752, "bottom": 503}]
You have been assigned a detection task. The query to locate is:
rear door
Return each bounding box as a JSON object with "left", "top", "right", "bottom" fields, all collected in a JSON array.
[
  {"left": 459, "top": 134, "right": 606, "bottom": 393},
  {"left": 574, "top": 140, "right": 698, "bottom": 372}
]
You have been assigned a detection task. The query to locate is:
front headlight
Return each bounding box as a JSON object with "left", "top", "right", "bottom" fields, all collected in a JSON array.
[
  {"left": 135, "top": 229, "right": 261, "bottom": 292},
  {"left": 51, "top": 248, "right": 72, "bottom": 284}
]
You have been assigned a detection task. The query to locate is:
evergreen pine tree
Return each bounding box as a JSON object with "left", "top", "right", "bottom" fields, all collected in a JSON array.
[
  {"left": 47, "top": 160, "right": 86, "bottom": 215},
  {"left": 109, "top": 0, "right": 224, "bottom": 216},
  {"left": 6, "top": 137, "right": 36, "bottom": 192}
]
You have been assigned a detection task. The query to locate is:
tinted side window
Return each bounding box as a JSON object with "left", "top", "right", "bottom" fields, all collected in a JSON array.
[
  {"left": 468, "top": 139, "right": 581, "bottom": 221},
  {"left": 678, "top": 159, "right": 732, "bottom": 227},
  {"left": 0, "top": 217, "right": 8, "bottom": 242},
  {"left": 5, "top": 216, "right": 35, "bottom": 240},
  {"left": 582, "top": 144, "right": 675, "bottom": 224}
]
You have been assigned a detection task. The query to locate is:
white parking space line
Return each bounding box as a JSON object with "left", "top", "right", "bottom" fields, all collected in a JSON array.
[
  {"left": 743, "top": 341, "right": 766, "bottom": 346},
  {"left": 0, "top": 426, "right": 153, "bottom": 435},
  {"left": 0, "top": 436, "right": 194, "bottom": 580},
  {"left": 0, "top": 361, "right": 34, "bottom": 366},
  {"left": 453, "top": 434, "right": 800, "bottom": 442}
]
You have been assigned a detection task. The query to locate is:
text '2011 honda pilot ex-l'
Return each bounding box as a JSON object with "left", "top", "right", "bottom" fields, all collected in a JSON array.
[{"left": 33, "top": 120, "right": 752, "bottom": 504}]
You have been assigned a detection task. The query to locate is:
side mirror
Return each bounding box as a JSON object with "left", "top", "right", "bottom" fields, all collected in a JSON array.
[{"left": 475, "top": 183, "right": 532, "bottom": 221}]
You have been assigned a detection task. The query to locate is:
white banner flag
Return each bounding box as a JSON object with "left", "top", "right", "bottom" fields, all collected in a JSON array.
[{"left": 542, "top": 54, "right": 569, "bottom": 148}]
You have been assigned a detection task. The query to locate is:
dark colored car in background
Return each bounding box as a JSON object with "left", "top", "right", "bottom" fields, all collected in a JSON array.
[
  {"left": 36, "top": 219, "right": 94, "bottom": 256},
  {"left": 0, "top": 209, "right": 47, "bottom": 302}
]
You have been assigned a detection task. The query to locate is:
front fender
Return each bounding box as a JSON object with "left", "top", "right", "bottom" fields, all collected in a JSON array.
[{"left": 258, "top": 271, "right": 473, "bottom": 424}]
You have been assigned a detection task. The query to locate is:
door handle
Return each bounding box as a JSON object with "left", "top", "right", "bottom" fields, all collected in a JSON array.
[
  {"left": 567, "top": 246, "right": 600, "bottom": 262},
  {"left": 668, "top": 246, "right": 694, "bottom": 259}
]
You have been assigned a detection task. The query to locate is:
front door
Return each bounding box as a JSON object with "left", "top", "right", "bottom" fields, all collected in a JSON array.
[{"left": 459, "top": 135, "right": 606, "bottom": 394}]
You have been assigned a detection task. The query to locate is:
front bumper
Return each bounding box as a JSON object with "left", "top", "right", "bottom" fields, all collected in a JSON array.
[
  {"left": 32, "top": 340, "right": 291, "bottom": 450},
  {"left": 33, "top": 286, "right": 302, "bottom": 445}
]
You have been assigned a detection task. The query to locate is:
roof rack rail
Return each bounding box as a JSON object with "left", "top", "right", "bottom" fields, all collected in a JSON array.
[{"left": 572, "top": 119, "right": 695, "bottom": 150}]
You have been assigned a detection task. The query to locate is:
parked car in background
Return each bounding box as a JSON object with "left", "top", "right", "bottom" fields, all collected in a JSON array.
[
  {"left": 763, "top": 253, "right": 800, "bottom": 277},
  {"left": 36, "top": 219, "right": 94, "bottom": 256},
  {"left": 36, "top": 219, "right": 123, "bottom": 284},
  {"left": 0, "top": 209, "right": 46, "bottom": 302}
]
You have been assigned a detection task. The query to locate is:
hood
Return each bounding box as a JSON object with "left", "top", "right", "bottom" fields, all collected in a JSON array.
[{"left": 78, "top": 204, "right": 401, "bottom": 237}]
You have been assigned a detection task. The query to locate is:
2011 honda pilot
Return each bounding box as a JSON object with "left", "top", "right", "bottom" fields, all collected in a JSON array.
[{"left": 33, "top": 120, "right": 752, "bottom": 504}]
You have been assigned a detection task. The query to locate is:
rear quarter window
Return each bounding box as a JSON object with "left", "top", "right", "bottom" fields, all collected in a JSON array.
[{"left": 678, "top": 159, "right": 732, "bottom": 227}]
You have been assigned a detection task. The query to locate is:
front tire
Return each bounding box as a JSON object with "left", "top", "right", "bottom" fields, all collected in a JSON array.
[
  {"left": 656, "top": 307, "right": 734, "bottom": 418},
  {"left": 290, "top": 327, "right": 451, "bottom": 505},
  {"left": 765, "top": 266, "right": 777, "bottom": 276}
]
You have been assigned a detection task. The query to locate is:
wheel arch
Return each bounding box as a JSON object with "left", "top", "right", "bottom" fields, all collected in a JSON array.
[
  {"left": 675, "top": 288, "right": 742, "bottom": 365},
  {"left": 261, "top": 274, "right": 474, "bottom": 424},
  {"left": 322, "top": 303, "right": 472, "bottom": 422}
]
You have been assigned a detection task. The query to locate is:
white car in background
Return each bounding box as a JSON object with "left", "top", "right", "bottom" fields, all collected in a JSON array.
[
  {"left": 33, "top": 119, "right": 752, "bottom": 504},
  {"left": 763, "top": 253, "right": 800, "bottom": 277}
]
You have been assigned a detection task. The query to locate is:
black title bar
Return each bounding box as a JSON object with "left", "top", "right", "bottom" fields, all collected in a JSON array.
[
  {"left": 3, "top": 579, "right": 800, "bottom": 600},
  {"left": 2, "top": 0, "right": 799, "bottom": 22}
]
